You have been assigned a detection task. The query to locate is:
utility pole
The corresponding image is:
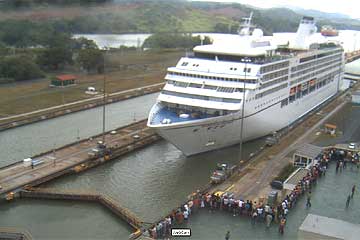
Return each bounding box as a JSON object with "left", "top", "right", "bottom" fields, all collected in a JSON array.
[
  {"left": 102, "top": 52, "right": 106, "bottom": 144},
  {"left": 239, "top": 57, "right": 251, "bottom": 163}
]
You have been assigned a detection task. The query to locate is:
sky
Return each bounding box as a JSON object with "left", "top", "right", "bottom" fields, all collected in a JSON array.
[{"left": 190, "top": 0, "right": 360, "bottom": 19}]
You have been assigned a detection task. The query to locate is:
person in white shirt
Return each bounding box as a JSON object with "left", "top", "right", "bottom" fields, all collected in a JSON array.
[
  {"left": 264, "top": 204, "right": 270, "bottom": 214},
  {"left": 223, "top": 198, "right": 229, "bottom": 210},
  {"left": 183, "top": 210, "right": 189, "bottom": 220},
  {"left": 284, "top": 208, "right": 289, "bottom": 216}
]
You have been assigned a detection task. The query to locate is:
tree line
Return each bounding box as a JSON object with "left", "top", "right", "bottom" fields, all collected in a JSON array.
[
  {"left": 0, "top": 20, "right": 104, "bottom": 84},
  {"left": 142, "top": 33, "right": 212, "bottom": 49},
  {"left": 0, "top": 0, "right": 113, "bottom": 8}
]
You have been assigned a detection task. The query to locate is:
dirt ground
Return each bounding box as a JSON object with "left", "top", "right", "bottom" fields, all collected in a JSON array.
[{"left": 0, "top": 50, "right": 183, "bottom": 116}]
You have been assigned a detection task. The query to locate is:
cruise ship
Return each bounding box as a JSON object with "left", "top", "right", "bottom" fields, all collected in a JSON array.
[{"left": 147, "top": 16, "right": 344, "bottom": 156}]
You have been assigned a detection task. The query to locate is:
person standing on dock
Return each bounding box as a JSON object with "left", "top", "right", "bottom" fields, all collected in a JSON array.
[
  {"left": 351, "top": 185, "right": 356, "bottom": 198},
  {"left": 279, "top": 218, "right": 286, "bottom": 234},
  {"left": 225, "top": 231, "right": 230, "bottom": 240},
  {"left": 346, "top": 195, "right": 351, "bottom": 208},
  {"left": 306, "top": 191, "right": 312, "bottom": 208},
  {"left": 266, "top": 213, "right": 273, "bottom": 228},
  {"left": 251, "top": 211, "right": 258, "bottom": 225},
  {"left": 339, "top": 161, "right": 343, "bottom": 172}
]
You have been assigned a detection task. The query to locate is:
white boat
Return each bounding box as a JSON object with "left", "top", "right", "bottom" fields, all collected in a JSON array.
[{"left": 147, "top": 15, "right": 344, "bottom": 156}]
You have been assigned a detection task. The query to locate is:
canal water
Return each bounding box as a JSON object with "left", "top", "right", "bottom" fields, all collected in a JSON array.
[
  {"left": 1, "top": 60, "right": 360, "bottom": 239},
  {"left": 0, "top": 199, "right": 132, "bottom": 239},
  {"left": 75, "top": 30, "right": 360, "bottom": 52},
  {"left": 0, "top": 93, "right": 158, "bottom": 168}
]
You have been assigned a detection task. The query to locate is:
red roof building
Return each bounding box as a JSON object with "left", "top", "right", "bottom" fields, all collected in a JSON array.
[{"left": 51, "top": 74, "right": 76, "bottom": 87}]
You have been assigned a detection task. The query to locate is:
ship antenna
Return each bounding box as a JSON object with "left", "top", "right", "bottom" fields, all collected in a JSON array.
[{"left": 238, "top": 12, "right": 253, "bottom": 36}]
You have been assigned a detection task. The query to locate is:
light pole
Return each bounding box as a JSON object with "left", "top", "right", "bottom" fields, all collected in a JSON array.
[
  {"left": 102, "top": 52, "right": 106, "bottom": 144},
  {"left": 53, "top": 143, "right": 56, "bottom": 167},
  {"left": 239, "top": 57, "right": 251, "bottom": 163}
]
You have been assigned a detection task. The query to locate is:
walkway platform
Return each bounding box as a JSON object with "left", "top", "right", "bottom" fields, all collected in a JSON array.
[
  {"left": 283, "top": 168, "right": 310, "bottom": 191},
  {"left": 0, "top": 120, "right": 160, "bottom": 198},
  {"left": 299, "top": 214, "right": 360, "bottom": 240}
]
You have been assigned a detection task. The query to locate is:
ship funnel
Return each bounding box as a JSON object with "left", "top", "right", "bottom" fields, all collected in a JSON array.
[{"left": 291, "top": 16, "right": 317, "bottom": 49}]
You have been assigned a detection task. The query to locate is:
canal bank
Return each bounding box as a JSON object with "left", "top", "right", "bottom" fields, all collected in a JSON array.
[{"left": 0, "top": 83, "right": 163, "bottom": 132}]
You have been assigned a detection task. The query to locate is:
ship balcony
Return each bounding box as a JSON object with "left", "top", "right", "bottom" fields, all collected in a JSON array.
[{"left": 148, "top": 103, "right": 233, "bottom": 127}]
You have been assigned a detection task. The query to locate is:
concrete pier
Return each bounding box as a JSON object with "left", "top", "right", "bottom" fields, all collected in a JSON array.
[{"left": 0, "top": 120, "right": 160, "bottom": 198}]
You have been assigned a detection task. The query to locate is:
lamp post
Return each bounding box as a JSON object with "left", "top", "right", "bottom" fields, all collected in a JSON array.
[
  {"left": 53, "top": 143, "right": 56, "bottom": 167},
  {"left": 102, "top": 52, "right": 107, "bottom": 144},
  {"left": 239, "top": 57, "right": 251, "bottom": 163}
]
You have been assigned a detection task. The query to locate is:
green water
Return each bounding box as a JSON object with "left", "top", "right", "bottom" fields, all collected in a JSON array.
[{"left": 0, "top": 199, "right": 132, "bottom": 240}]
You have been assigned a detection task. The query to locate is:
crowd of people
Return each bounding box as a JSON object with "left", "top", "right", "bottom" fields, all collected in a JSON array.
[
  {"left": 147, "top": 147, "right": 359, "bottom": 239},
  {"left": 276, "top": 162, "right": 327, "bottom": 234},
  {"left": 323, "top": 147, "right": 360, "bottom": 172},
  {"left": 148, "top": 189, "right": 281, "bottom": 239}
]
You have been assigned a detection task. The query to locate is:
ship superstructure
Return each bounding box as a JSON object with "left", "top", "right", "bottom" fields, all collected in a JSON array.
[
  {"left": 147, "top": 16, "right": 344, "bottom": 156},
  {"left": 321, "top": 25, "right": 339, "bottom": 37}
]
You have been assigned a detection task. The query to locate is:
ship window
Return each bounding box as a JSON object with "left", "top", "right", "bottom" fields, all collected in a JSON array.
[
  {"left": 173, "top": 81, "right": 188, "bottom": 88},
  {"left": 217, "top": 87, "right": 234, "bottom": 93},
  {"left": 203, "top": 85, "right": 217, "bottom": 90},
  {"left": 167, "top": 80, "right": 175, "bottom": 85},
  {"left": 181, "top": 62, "right": 189, "bottom": 66},
  {"left": 189, "top": 83, "right": 202, "bottom": 88}
]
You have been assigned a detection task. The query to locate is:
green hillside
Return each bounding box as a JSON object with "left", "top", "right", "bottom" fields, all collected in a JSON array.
[{"left": 0, "top": 0, "right": 360, "bottom": 36}]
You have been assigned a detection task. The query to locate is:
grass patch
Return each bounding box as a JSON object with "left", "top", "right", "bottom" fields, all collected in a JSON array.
[
  {"left": 0, "top": 50, "right": 183, "bottom": 116},
  {"left": 273, "top": 163, "right": 298, "bottom": 182}
]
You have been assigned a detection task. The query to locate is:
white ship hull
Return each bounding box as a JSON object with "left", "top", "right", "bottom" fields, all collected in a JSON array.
[
  {"left": 147, "top": 16, "right": 344, "bottom": 156},
  {"left": 150, "top": 79, "right": 338, "bottom": 156}
]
